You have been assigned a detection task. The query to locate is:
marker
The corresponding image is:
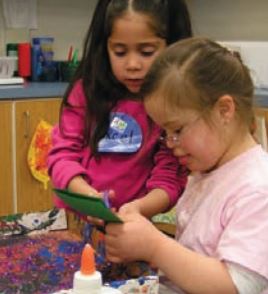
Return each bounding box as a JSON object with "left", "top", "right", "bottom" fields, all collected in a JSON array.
[
  {"left": 67, "top": 45, "right": 73, "bottom": 62},
  {"left": 72, "top": 48, "right": 79, "bottom": 65}
]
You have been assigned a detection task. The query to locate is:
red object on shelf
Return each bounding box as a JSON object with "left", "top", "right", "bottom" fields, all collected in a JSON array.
[{"left": 18, "top": 43, "right": 31, "bottom": 77}]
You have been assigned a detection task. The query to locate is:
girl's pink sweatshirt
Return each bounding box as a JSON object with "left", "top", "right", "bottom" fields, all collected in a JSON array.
[{"left": 48, "top": 81, "right": 187, "bottom": 209}]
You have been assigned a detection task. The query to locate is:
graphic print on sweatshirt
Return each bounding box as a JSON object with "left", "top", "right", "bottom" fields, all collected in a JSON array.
[{"left": 98, "top": 112, "right": 142, "bottom": 153}]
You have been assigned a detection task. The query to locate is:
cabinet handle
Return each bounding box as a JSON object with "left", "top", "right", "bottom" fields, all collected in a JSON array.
[{"left": 24, "top": 110, "right": 30, "bottom": 138}]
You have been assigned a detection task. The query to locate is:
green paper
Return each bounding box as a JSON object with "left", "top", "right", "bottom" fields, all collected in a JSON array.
[{"left": 54, "top": 189, "right": 123, "bottom": 223}]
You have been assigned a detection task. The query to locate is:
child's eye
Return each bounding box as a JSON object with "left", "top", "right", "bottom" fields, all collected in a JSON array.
[
  {"left": 114, "top": 51, "right": 126, "bottom": 57},
  {"left": 141, "top": 51, "right": 155, "bottom": 57},
  {"left": 174, "top": 127, "right": 183, "bottom": 135},
  {"left": 139, "top": 45, "right": 156, "bottom": 57}
]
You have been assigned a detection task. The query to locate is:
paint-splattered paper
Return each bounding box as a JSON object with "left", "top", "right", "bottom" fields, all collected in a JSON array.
[
  {"left": 28, "top": 119, "right": 53, "bottom": 190},
  {"left": 0, "top": 208, "right": 67, "bottom": 236}
]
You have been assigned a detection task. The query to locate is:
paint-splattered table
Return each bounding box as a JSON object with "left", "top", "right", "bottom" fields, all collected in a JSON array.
[
  {"left": 0, "top": 230, "right": 83, "bottom": 293},
  {"left": 0, "top": 210, "right": 159, "bottom": 294}
]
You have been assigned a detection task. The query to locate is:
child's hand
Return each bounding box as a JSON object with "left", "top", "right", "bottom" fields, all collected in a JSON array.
[
  {"left": 86, "top": 189, "right": 115, "bottom": 227},
  {"left": 118, "top": 199, "right": 141, "bottom": 215},
  {"left": 68, "top": 176, "right": 100, "bottom": 197},
  {"left": 86, "top": 215, "right": 105, "bottom": 227},
  {"left": 105, "top": 212, "right": 162, "bottom": 264}
]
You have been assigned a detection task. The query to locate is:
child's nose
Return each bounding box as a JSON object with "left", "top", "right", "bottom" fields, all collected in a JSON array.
[
  {"left": 126, "top": 54, "right": 141, "bottom": 70},
  {"left": 166, "top": 141, "right": 184, "bottom": 158},
  {"left": 166, "top": 140, "right": 176, "bottom": 149},
  {"left": 170, "top": 145, "right": 184, "bottom": 159}
]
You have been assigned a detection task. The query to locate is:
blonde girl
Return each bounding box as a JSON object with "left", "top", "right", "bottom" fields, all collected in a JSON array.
[{"left": 106, "top": 37, "right": 268, "bottom": 294}]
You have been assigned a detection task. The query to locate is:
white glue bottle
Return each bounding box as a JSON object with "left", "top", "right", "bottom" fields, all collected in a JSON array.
[{"left": 73, "top": 243, "right": 121, "bottom": 294}]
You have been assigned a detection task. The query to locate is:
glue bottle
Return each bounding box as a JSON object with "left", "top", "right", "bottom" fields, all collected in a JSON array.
[{"left": 73, "top": 244, "right": 121, "bottom": 294}]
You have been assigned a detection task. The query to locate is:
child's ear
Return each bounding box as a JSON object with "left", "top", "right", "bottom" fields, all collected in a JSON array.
[{"left": 215, "top": 94, "right": 235, "bottom": 123}]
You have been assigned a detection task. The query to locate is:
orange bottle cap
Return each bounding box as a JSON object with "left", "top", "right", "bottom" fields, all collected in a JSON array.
[{"left": 81, "top": 243, "right": 96, "bottom": 275}]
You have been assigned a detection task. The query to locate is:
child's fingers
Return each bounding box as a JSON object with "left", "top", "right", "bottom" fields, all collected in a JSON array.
[
  {"left": 86, "top": 215, "right": 105, "bottom": 226},
  {"left": 108, "top": 189, "right": 115, "bottom": 199},
  {"left": 106, "top": 252, "right": 123, "bottom": 263}
]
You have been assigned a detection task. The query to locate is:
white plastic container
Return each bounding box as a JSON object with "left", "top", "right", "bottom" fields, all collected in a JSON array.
[
  {"left": 72, "top": 244, "right": 121, "bottom": 294},
  {"left": 0, "top": 56, "right": 17, "bottom": 78}
]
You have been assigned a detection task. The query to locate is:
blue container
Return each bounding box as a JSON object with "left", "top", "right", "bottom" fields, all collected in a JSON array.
[{"left": 31, "top": 37, "right": 54, "bottom": 81}]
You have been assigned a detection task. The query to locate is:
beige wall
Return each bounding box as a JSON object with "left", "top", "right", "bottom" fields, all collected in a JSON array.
[
  {"left": 187, "top": 0, "right": 268, "bottom": 41},
  {"left": 0, "top": 0, "right": 267, "bottom": 60}
]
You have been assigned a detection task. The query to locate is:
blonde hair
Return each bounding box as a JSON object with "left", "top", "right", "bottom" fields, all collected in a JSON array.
[{"left": 142, "top": 37, "right": 255, "bottom": 131}]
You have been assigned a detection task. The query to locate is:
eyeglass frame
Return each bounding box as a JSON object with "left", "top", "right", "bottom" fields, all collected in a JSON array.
[{"left": 159, "top": 114, "right": 203, "bottom": 146}]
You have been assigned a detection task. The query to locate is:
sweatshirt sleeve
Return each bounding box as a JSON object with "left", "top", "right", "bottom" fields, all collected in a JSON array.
[
  {"left": 146, "top": 142, "right": 188, "bottom": 208},
  {"left": 47, "top": 81, "right": 90, "bottom": 189}
]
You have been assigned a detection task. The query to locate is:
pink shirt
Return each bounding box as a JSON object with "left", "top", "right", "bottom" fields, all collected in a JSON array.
[
  {"left": 176, "top": 145, "right": 268, "bottom": 280},
  {"left": 48, "top": 81, "right": 187, "bottom": 209}
]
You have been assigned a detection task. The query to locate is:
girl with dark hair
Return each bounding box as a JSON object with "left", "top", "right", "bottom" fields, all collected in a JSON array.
[{"left": 48, "top": 0, "right": 192, "bottom": 220}]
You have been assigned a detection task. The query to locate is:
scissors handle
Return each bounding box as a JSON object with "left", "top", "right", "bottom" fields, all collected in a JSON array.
[{"left": 103, "top": 190, "right": 110, "bottom": 208}]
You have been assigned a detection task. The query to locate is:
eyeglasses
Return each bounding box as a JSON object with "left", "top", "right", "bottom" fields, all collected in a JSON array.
[
  {"left": 159, "top": 115, "right": 202, "bottom": 146},
  {"left": 159, "top": 134, "right": 180, "bottom": 145}
]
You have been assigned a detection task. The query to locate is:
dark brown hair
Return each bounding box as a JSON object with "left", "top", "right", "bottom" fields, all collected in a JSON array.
[{"left": 60, "top": 0, "right": 192, "bottom": 157}]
